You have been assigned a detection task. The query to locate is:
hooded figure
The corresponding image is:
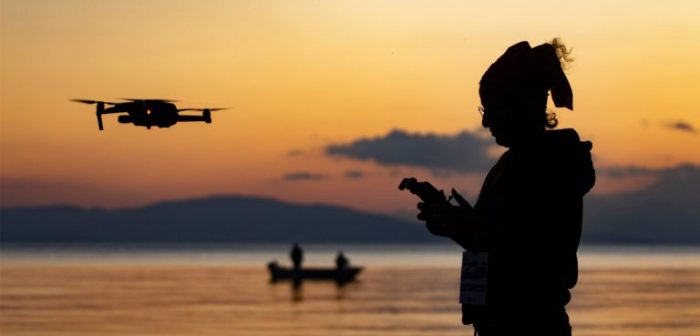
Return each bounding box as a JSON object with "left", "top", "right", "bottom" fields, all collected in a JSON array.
[{"left": 416, "top": 40, "right": 595, "bottom": 336}]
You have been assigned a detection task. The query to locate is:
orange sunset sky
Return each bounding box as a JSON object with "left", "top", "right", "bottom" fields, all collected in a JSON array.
[{"left": 1, "top": 0, "right": 699, "bottom": 215}]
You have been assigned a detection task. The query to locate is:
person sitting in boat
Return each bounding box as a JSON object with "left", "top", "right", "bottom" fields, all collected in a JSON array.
[
  {"left": 335, "top": 250, "right": 349, "bottom": 270},
  {"left": 290, "top": 242, "right": 303, "bottom": 270}
]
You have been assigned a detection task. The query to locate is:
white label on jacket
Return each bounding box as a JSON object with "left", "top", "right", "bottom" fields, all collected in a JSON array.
[{"left": 459, "top": 251, "right": 488, "bottom": 305}]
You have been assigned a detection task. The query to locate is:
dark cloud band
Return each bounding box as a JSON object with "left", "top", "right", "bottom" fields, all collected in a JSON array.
[
  {"left": 283, "top": 172, "right": 326, "bottom": 181},
  {"left": 665, "top": 120, "right": 697, "bottom": 134},
  {"left": 325, "top": 129, "right": 495, "bottom": 173}
]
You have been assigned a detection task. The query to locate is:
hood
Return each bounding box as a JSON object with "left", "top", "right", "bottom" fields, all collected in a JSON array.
[
  {"left": 544, "top": 129, "right": 596, "bottom": 196},
  {"left": 514, "top": 129, "right": 595, "bottom": 196}
]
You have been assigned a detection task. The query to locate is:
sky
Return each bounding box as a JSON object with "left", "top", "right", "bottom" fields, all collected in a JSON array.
[{"left": 1, "top": 0, "right": 699, "bottom": 215}]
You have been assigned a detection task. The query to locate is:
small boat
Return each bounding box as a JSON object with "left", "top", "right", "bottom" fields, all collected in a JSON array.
[{"left": 267, "top": 261, "right": 363, "bottom": 284}]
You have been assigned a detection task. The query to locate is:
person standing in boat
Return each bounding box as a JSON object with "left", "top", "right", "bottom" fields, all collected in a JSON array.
[
  {"left": 335, "top": 251, "right": 349, "bottom": 270},
  {"left": 290, "top": 242, "right": 303, "bottom": 270}
]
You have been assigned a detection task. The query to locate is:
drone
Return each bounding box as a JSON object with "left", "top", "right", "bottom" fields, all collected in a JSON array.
[{"left": 71, "top": 98, "right": 226, "bottom": 130}]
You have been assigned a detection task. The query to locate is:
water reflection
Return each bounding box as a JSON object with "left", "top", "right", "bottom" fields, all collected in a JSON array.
[
  {"left": 1, "top": 246, "right": 699, "bottom": 335},
  {"left": 278, "top": 273, "right": 355, "bottom": 302},
  {"left": 291, "top": 280, "right": 303, "bottom": 302},
  {"left": 0, "top": 263, "right": 699, "bottom": 335}
]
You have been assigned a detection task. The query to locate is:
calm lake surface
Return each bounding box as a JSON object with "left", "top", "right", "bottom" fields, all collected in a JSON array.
[{"left": 1, "top": 244, "right": 699, "bottom": 335}]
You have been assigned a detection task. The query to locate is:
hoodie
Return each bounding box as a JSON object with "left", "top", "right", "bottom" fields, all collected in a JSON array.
[{"left": 464, "top": 128, "right": 595, "bottom": 323}]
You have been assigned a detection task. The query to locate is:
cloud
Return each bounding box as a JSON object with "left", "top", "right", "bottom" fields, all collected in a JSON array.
[
  {"left": 283, "top": 171, "right": 327, "bottom": 181},
  {"left": 630, "top": 164, "right": 700, "bottom": 208},
  {"left": 664, "top": 120, "right": 697, "bottom": 134},
  {"left": 344, "top": 170, "right": 365, "bottom": 179},
  {"left": 325, "top": 129, "right": 495, "bottom": 174},
  {"left": 597, "top": 165, "right": 655, "bottom": 179}
]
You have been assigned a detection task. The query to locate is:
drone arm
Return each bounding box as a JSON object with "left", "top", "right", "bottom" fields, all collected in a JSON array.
[
  {"left": 177, "top": 108, "right": 224, "bottom": 124},
  {"left": 95, "top": 105, "right": 127, "bottom": 131},
  {"left": 177, "top": 115, "right": 210, "bottom": 123}
]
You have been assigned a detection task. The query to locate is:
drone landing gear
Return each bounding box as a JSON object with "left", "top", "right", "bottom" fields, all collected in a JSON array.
[{"left": 96, "top": 102, "right": 104, "bottom": 131}]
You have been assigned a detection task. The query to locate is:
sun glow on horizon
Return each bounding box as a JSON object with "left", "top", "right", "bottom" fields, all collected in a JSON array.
[{"left": 1, "top": 0, "right": 699, "bottom": 211}]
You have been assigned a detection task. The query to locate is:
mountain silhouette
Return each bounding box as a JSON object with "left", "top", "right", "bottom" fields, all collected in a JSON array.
[
  {"left": 1, "top": 191, "right": 698, "bottom": 245},
  {"left": 0, "top": 195, "right": 436, "bottom": 244}
]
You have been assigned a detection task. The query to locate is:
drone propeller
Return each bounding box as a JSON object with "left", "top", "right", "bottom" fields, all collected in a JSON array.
[
  {"left": 70, "top": 99, "right": 118, "bottom": 105},
  {"left": 177, "top": 107, "right": 228, "bottom": 112},
  {"left": 119, "top": 98, "right": 179, "bottom": 103},
  {"left": 71, "top": 99, "right": 111, "bottom": 130}
]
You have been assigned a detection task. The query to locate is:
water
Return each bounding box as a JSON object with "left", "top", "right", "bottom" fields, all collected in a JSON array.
[{"left": 1, "top": 245, "right": 699, "bottom": 335}]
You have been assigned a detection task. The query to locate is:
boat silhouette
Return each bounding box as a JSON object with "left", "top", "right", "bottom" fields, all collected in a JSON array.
[{"left": 267, "top": 261, "right": 363, "bottom": 284}]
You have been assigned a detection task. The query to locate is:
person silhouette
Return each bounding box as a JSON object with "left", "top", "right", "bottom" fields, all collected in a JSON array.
[
  {"left": 335, "top": 250, "right": 349, "bottom": 270},
  {"left": 290, "top": 242, "right": 303, "bottom": 270},
  {"left": 414, "top": 39, "right": 595, "bottom": 336}
]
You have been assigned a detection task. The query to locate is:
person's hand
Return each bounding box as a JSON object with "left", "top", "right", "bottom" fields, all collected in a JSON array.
[
  {"left": 417, "top": 189, "right": 473, "bottom": 237},
  {"left": 450, "top": 188, "right": 471, "bottom": 209},
  {"left": 417, "top": 201, "right": 459, "bottom": 236}
]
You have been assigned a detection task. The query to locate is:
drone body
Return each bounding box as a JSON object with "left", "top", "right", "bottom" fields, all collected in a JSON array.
[{"left": 71, "top": 98, "right": 225, "bottom": 130}]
